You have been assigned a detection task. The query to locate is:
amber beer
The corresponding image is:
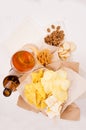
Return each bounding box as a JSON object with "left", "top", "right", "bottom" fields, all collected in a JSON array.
[{"left": 11, "top": 50, "right": 35, "bottom": 72}]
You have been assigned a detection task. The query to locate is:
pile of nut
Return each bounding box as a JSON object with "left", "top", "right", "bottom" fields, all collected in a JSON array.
[
  {"left": 44, "top": 25, "right": 65, "bottom": 46},
  {"left": 43, "top": 24, "right": 76, "bottom": 61}
]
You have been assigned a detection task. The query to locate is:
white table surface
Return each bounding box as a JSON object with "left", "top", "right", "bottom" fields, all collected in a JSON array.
[{"left": 0, "top": 0, "right": 86, "bottom": 130}]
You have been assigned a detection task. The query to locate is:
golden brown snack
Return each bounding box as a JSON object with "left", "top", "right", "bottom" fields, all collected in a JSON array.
[{"left": 37, "top": 49, "right": 53, "bottom": 66}]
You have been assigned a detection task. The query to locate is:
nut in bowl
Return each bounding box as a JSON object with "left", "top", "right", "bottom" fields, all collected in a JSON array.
[{"left": 44, "top": 25, "right": 65, "bottom": 46}]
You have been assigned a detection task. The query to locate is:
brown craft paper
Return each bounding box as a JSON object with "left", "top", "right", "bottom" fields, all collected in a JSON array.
[
  {"left": 17, "top": 95, "right": 39, "bottom": 113},
  {"left": 46, "top": 61, "right": 79, "bottom": 73},
  {"left": 61, "top": 102, "right": 80, "bottom": 120},
  {"left": 17, "top": 95, "right": 80, "bottom": 121}
]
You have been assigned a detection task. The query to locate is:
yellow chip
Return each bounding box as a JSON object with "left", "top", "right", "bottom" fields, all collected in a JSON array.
[
  {"left": 31, "top": 69, "right": 44, "bottom": 83},
  {"left": 35, "top": 82, "right": 46, "bottom": 99},
  {"left": 40, "top": 101, "right": 47, "bottom": 109},
  {"left": 52, "top": 86, "right": 68, "bottom": 102},
  {"left": 24, "top": 83, "right": 36, "bottom": 105}
]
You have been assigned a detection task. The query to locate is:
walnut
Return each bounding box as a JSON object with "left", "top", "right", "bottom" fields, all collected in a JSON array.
[{"left": 44, "top": 25, "right": 65, "bottom": 47}]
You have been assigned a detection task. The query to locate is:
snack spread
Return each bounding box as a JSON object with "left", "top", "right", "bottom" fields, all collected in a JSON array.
[{"left": 2, "top": 22, "right": 86, "bottom": 120}]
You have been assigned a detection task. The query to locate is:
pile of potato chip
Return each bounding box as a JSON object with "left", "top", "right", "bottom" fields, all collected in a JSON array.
[{"left": 24, "top": 68, "right": 70, "bottom": 118}]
